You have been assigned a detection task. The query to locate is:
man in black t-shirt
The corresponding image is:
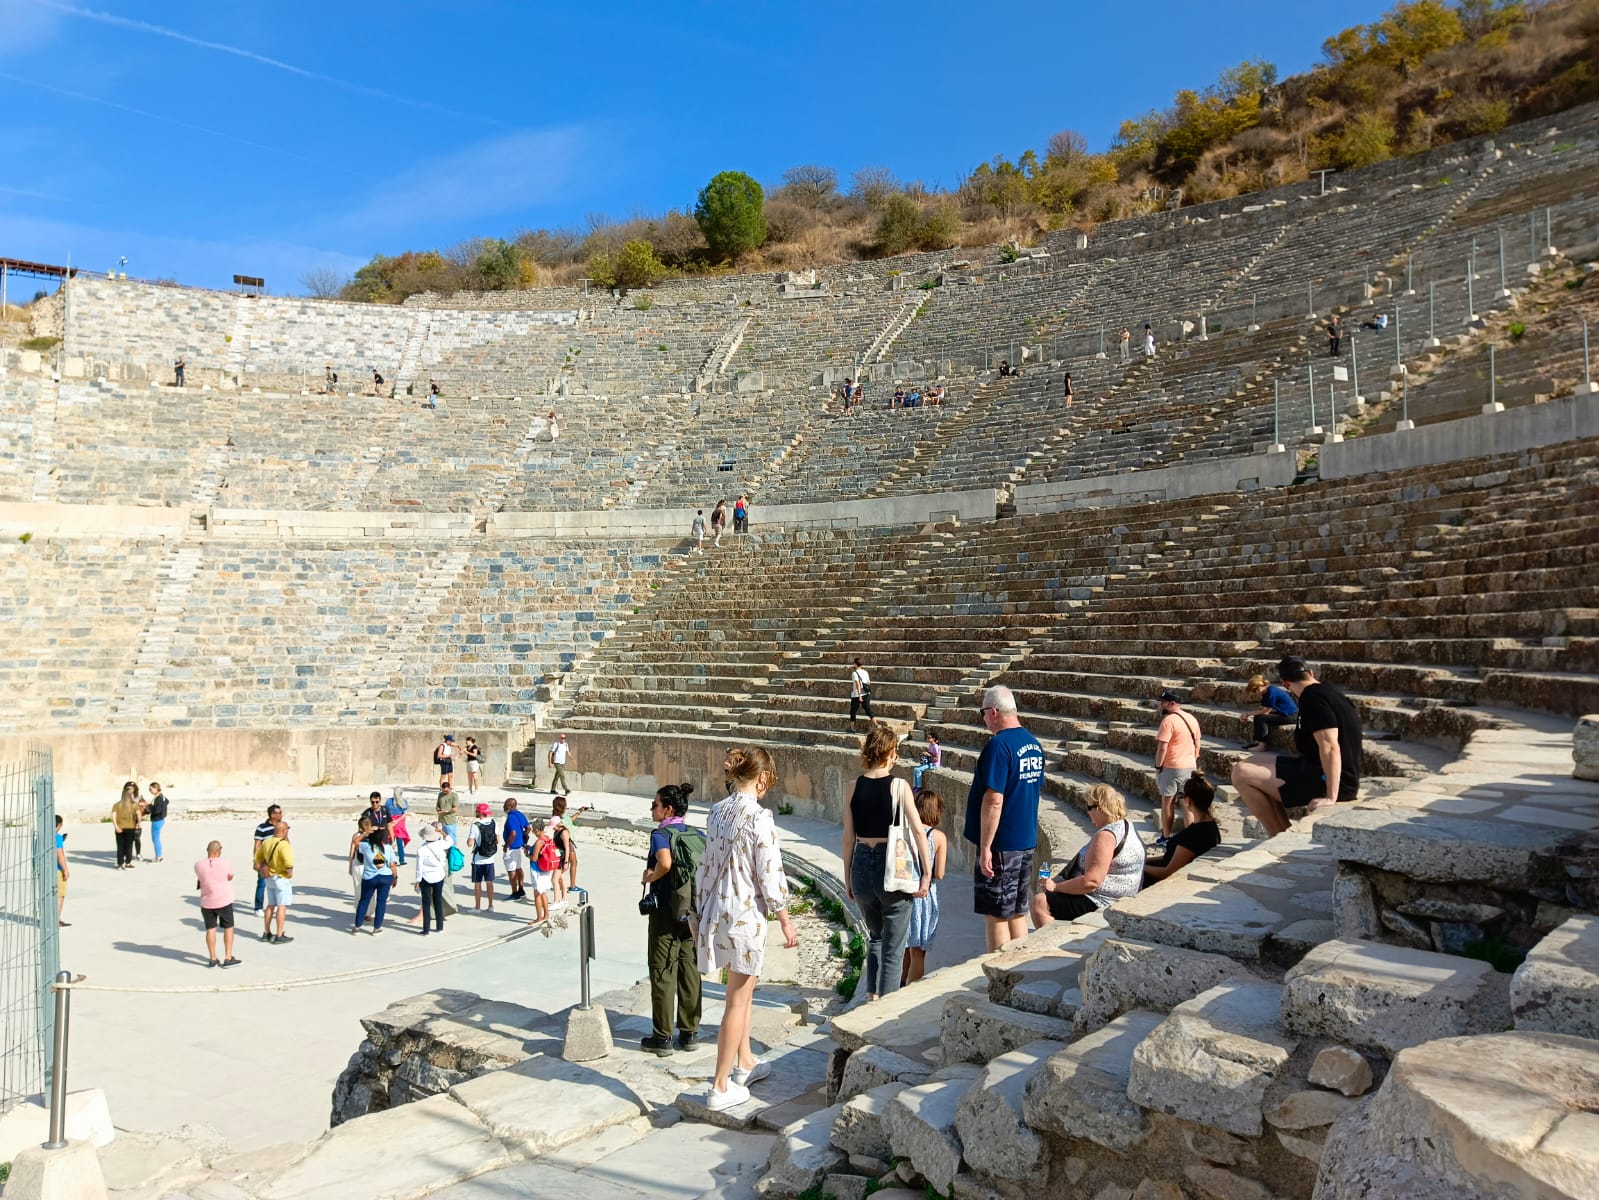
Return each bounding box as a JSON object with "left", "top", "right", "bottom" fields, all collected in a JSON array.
[{"left": 1230, "top": 656, "right": 1362, "bottom": 837}]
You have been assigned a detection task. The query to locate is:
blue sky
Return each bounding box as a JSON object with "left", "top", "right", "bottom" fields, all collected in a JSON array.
[{"left": 2, "top": 0, "right": 1398, "bottom": 294}]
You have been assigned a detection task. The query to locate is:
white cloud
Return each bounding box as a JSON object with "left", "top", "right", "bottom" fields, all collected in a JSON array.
[{"left": 325, "top": 128, "right": 594, "bottom": 236}]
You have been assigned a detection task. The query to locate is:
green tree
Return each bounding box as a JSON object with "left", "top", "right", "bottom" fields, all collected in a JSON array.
[
  {"left": 1332, "top": 111, "right": 1396, "bottom": 168},
  {"left": 875, "top": 194, "right": 922, "bottom": 255},
  {"left": 694, "top": 171, "right": 767, "bottom": 260},
  {"left": 589, "top": 239, "right": 667, "bottom": 290},
  {"left": 471, "top": 238, "right": 524, "bottom": 291}
]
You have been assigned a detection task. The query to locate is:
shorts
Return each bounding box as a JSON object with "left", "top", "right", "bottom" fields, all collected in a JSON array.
[
  {"left": 467, "top": 762, "right": 481, "bottom": 776},
  {"left": 1157, "top": 767, "right": 1190, "bottom": 798},
  {"left": 1045, "top": 890, "right": 1100, "bottom": 922},
  {"left": 531, "top": 869, "right": 553, "bottom": 895},
  {"left": 472, "top": 862, "right": 496, "bottom": 884},
  {"left": 203, "top": 904, "right": 236, "bottom": 930},
  {"left": 264, "top": 877, "right": 293, "bottom": 907},
  {"left": 973, "top": 848, "right": 1034, "bottom": 919},
  {"left": 57, "top": 874, "right": 67, "bottom": 899},
  {"left": 503, "top": 848, "right": 526, "bottom": 873},
  {"left": 439, "top": 761, "right": 454, "bottom": 775},
  {"left": 1275, "top": 755, "right": 1357, "bottom": 807}
]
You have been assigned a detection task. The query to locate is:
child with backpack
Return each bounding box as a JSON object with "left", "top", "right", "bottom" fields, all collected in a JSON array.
[
  {"left": 527, "top": 818, "right": 560, "bottom": 924},
  {"left": 639, "top": 782, "right": 704, "bottom": 1056},
  {"left": 468, "top": 803, "right": 498, "bottom": 911}
]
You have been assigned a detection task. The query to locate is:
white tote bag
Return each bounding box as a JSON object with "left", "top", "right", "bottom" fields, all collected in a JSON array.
[{"left": 883, "top": 788, "right": 922, "bottom": 894}]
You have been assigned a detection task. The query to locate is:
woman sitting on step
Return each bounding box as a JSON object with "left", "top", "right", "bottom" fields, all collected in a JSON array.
[
  {"left": 1031, "top": 785, "right": 1146, "bottom": 928},
  {"left": 1142, "top": 772, "right": 1221, "bottom": 886}
]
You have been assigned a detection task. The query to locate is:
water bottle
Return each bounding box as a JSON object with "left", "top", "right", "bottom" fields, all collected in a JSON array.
[{"left": 1037, "top": 861, "right": 1050, "bottom": 881}]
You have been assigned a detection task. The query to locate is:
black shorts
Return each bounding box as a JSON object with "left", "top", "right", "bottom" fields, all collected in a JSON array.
[
  {"left": 974, "top": 848, "right": 1034, "bottom": 919},
  {"left": 472, "top": 863, "right": 496, "bottom": 884},
  {"left": 203, "top": 904, "right": 235, "bottom": 930},
  {"left": 1275, "top": 756, "right": 1357, "bottom": 807},
  {"left": 1045, "top": 890, "right": 1100, "bottom": 922}
]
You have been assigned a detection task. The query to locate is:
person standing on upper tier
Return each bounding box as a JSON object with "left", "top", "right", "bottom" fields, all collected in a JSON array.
[{"left": 964, "top": 685, "right": 1046, "bottom": 951}]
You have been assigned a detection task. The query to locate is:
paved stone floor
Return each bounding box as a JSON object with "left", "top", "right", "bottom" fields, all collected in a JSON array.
[{"left": 54, "top": 787, "right": 984, "bottom": 1155}]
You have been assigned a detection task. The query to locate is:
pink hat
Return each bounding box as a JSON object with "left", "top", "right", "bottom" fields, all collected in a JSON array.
[{"left": 475, "top": 803, "right": 491, "bottom": 816}]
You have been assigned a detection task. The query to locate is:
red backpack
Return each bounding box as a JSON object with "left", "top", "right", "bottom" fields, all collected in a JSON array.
[{"left": 535, "top": 836, "right": 560, "bottom": 873}]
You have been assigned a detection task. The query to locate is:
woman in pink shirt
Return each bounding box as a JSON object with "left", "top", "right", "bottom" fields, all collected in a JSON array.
[{"left": 195, "top": 840, "right": 242, "bottom": 968}]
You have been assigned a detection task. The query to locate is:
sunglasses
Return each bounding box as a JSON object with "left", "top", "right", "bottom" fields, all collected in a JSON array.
[{"left": 1086, "top": 804, "right": 1100, "bottom": 812}]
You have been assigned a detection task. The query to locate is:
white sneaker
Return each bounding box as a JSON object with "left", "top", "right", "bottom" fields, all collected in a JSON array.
[
  {"left": 705, "top": 1081, "right": 751, "bottom": 1112},
  {"left": 731, "top": 1060, "right": 769, "bottom": 1087}
]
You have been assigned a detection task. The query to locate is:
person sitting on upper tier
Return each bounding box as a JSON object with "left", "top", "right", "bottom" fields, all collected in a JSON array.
[{"left": 1142, "top": 773, "right": 1221, "bottom": 886}]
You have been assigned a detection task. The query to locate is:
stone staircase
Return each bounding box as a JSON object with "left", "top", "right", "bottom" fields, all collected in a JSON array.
[
  {"left": 394, "top": 309, "right": 434, "bottom": 395},
  {"left": 28, "top": 377, "right": 60, "bottom": 502},
  {"left": 108, "top": 542, "right": 206, "bottom": 725},
  {"left": 695, "top": 313, "right": 754, "bottom": 390},
  {"left": 861, "top": 296, "right": 924, "bottom": 364}
]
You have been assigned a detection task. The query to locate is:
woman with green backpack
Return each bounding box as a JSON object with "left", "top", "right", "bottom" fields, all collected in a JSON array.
[{"left": 639, "top": 782, "right": 704, "bottom": 1057}]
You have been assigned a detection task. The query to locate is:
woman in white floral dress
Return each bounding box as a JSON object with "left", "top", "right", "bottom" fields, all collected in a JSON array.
[{"left": 695, "top": 745, "right": 799, "bottom": 1111}]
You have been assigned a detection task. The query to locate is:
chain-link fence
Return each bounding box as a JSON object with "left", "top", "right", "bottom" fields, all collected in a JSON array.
[{"left": 0, "top": 746, "right": 58, "bottom": 1116}]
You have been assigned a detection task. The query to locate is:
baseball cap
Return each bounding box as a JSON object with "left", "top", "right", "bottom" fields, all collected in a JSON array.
[
  {"left": 475, "top": 802, "right": 491, "bottom": 816},
  {"left": 444, "top": 734, "right": 455, "bottom": 742},
  {"left": 1277, "top": 656, "right": 1310, "bottom": 681},
  {"left": 1158, "top": 690, "right": 1181, "bottom": 703}
]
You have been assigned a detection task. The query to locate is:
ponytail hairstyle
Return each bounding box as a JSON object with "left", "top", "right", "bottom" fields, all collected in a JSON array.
[
  {"left": 724, "top": 745, "right": 778, "bottom": 795},
  {"left": 1183, "top": 772, "right": 1216, "bottom": 815},
  {"left": 860, "top": 722, "right": 899, "bottom": 770},
  {"left": 657, "top": 782, "right": 695, "bottom": 818}
]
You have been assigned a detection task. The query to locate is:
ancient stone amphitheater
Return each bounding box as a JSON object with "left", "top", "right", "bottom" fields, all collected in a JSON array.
[{"left": 4, "top": 101, "right": 1599, "bottom": 1199}]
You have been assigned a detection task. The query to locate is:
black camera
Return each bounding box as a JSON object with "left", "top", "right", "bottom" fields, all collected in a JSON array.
[{"left": 638, "top": 891, "right": 661, "bottom": 916}]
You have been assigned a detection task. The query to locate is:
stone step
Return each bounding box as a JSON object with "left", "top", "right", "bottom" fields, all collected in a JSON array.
[
  {"left": 881, "top": 1064, "right": 981, "bottom": 1195},
  {"left": 1510, "top": 915, "right": 1599, "bottom": 1039},
  {"left": 938, "top": 994, "right": 1075, "bottom": 1067},
  {"left": 1126, "top": 981, "right": 1298, "bottom": 1138},
  {"left": 950, "top": 1038, "right": 1064, "bottom": 1184},
  {"left": 1282, "top": 937, "right": 1513, "bottom": 1057},
  {"left": 1020, "top": 1009, "right": 1165, "bottom": 1153}
]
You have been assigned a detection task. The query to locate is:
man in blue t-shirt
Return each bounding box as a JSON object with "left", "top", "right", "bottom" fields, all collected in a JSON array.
[
  {"left": 502, "top": 797, "right": 531, "bottom": 902},
  {"left": 963, "top": 684, "right": 1045, "bottom": 950}
]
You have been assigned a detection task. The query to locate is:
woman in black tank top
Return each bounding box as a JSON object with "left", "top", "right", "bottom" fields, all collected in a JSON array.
[{"left": 842, "top": 724, "right": 931, "bottom": 1001}]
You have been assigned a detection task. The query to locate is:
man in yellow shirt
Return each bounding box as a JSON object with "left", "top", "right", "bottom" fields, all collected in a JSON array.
[{"left": 253, "top": 820, "right": 296, "bottom": 944}]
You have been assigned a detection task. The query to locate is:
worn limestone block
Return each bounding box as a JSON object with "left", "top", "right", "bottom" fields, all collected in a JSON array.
[
  {"left": 882, "top": 1066, "right": 981, "bottom": 1194},
  {"left": 1316, "top": 1031, "right": 1599, "bottom": 1200},
  {"left": 829, "top": 1083, "right": 905, "bottom": 1159},
  {"left": 1282, "top": 938, "right": 1511, "bottom": 1056},
  {"left": 1573, "top": 715, "right": 1599, "bottom": 781},
  {"left": 759, "top": 1104, "right": 848, "bottom": 1199},
  {"left": 1265, "top": 1089, "right": 1355, "bottom": 1131},
  {"left": 1275, "top": 1127, "right": 1327, "bottom": 1165},
  {"left": 940, "top": 994, "right": 1074, "bottom": 1065},
  {"left": 1074, "top": 938, "right": 1254, "bottom": 1035},
  {"left": 823, "top": 1172, "right": 870, "bottom": 1200},
  {"left": 1184, "top": 1162, "right": 1278, "bottom": 1200},
  {"left": 1022, "top": 1010, "right": 1163, "bottom": 1152},
  {"left": 952, "top": 1039, "right": 1064, "bottom": 1181},
  {"left": 1127, "top": 983, "right": 1297, "bottom": 1137},
  {"left": 1307, "top": 1045, "right": 1373, "bottom": 1097},
  {"left": 837, "top": 1045, "right": 929, "bottom": 1103},
  {"left": 1511, "top": 915, "right": 1599, "bottom": 1039}
]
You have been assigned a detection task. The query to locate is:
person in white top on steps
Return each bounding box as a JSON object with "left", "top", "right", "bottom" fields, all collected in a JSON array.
[{"left": 849, "top": 659, "right": 874, "bottom": 730}]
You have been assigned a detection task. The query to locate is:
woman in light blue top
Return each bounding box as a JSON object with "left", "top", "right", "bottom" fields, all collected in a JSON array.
[{"left": 353, "top": 827, "right": 396, "bottom": 934}]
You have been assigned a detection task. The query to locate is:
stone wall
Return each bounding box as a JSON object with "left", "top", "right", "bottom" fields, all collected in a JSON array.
[{"left": 330, "top": 989, "right": 548, "bottom": 1126}]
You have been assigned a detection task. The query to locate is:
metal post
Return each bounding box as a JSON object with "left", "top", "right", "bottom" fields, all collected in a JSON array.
[
  {"left": 1545, "top": 206, "right": 1553, "bottom": 252},
  {"left": 1406, "top": 254, "right": 1413, "bottom": 295},
  {"left": 44, "top": 971, "right": 71, "bottom": 1149},
  {"left": 1395, "top": 304, "right": 1402, "bottom": 364},
  {"left": 2, "top": 261, "right": 7, "bottom": 318},
  {"left": 1251, "top": 293, "right": 1258, "bottom": 329},
  {"left": 1586, "top": 319, "right": 1592, "bottom": 388},
  {"left": 1308, "top": 361, "right": 1317, "bottom": 430},
  {"left": 1273, "top": 379, "right": 1280, "bottom": 446},
  {"left": 1428, "top": 282, "right": 1436, "bottom": 340},
  {"left": 1498, "top": 228, "right": 1507, "bottom": 294},
  {"left": 1350, "top": 331, "right": 1360, "bottom": 399},
  {"left": 1307, "top": 282, "right": 1314, "bottom": 318},
  {"left": 578, "top": 896, "right": 595, "bottom": 1009},
  {"left": 1330, "top": 376, "right": 1338, "bottom": 430},
  {"left": 1488, "top": 343, "right": 1497, "bottom": 407},
  {"left": 1529, "top": 211, "right": 1537, "bottom": 260},
  {"left": 1467, "top": 262, "right": 1475, "bottom": 320}
]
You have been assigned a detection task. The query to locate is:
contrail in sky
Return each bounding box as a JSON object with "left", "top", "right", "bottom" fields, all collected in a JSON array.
[
  {"left": 30, "top": 1, "right": 506, "bottom": 127},
  {"left": 0, "top": 69, "right": 366, "bottom": 178}
]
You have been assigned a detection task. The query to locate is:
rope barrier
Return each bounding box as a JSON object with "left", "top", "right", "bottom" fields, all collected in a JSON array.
[{"left": 53, "top": 917, "right": 565, "bottom": 995}]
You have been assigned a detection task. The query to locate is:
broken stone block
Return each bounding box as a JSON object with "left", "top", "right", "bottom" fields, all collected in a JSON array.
[
  {"left": 1023, "top": 1011, "right": 1162, "bottom": 1152},
  {"left": 837, "top": 1045, "right": 929, "bottom": 1103},
  {"left": 1511, "top": 915, "right": 1599, "bottom": 1039},
  {"left": 1316, "top": 1031, "right": 1599, "bottom": 1200},
  {"left": 1307, "top": 1046, "right": 1373, "bottom": 1097},
  {"left": 1264, "top": 1089, "right": 1355, "bottom": 1130},
  {"left": 1127, "top": 983, "right": 1297, "bottom": 1137},
  {"left": 882, "top": 1068, "right": 981, "bottom": 1195},
  {"left": 829, "top": 1083, "right": 904, "bottom": 1160},
  {"left": 759, "top": 1104, "right": 847, "bottom": 1199},
  {"left": 1282, "top": 938, "right": 1511, "bottom": 1055},
  {"left": 940, "top": 995, "right": 1073, "bottom": 1065},
  {"left": 1573, "top": 715, "right": 1599, "bottom": 781},
  {"left": 1075, "top": 938, "right": 1254, "bottom": 1035},
  {"left": 952, "top": 1039, "right": 1063, "bottom": 1181}
]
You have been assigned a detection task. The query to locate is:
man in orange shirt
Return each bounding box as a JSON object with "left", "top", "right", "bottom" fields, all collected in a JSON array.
[{"left": 1153, "top": 689, "right": 1201, "bottom": 851}]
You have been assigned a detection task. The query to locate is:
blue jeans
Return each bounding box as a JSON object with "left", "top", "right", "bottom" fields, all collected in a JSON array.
[
  {"left": 355, "top": 874, "right": 393, "bottom": 929},
  {"left": 150, "top": 819, "right": 166, "bottom": 859},
  {"left": 254, "top": 871, "right": 266, "bottom": 911},
  {"left": 912, "top": 763, "right": 934, "bottom": 790},
  {"left": 851, "top": 843, "right": 914, "bottom": 998}
]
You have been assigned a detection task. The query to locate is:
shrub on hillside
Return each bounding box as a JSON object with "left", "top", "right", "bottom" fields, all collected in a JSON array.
[
  {"left": 875, "top": 195, "right": 922, "bottom": 256},
  {"left": 589, "top": 239, "right": 667, "bottom": 291},
  {"left": 1330, "top": 111, "right": 1396, "bottom": 168},
  {"left": 695, "top": 171, "right": 767, "bottom": 260}
]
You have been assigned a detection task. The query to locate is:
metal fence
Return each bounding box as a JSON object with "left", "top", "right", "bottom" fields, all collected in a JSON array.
[{"left": 0, "top": 746, "right": 58, "bottom": 1117}]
